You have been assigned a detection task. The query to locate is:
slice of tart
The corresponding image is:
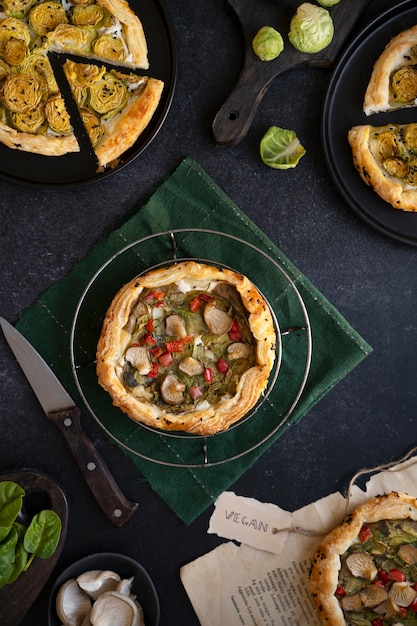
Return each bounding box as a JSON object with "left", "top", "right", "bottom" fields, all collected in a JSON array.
[{"left": 348, "top": 122, "right": 417, "bottom": 212}]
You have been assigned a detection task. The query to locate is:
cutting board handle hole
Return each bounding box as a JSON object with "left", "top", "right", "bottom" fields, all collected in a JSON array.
[
  {"left": 18, "top": 489, "right": 51, "bottom": 524},
  {"left": 229, "top": 110, "right": 240, "bottom": 121}
]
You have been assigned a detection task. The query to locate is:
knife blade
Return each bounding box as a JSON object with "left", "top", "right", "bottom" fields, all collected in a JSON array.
[{"left": 0, "top": 316, "right": 138, "bottom": 527}]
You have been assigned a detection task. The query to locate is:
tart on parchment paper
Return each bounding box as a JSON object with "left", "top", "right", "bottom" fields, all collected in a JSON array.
[
  {"left": 96, "top": 261, "right": 276, "bottom": 436},
  {"left": 310, "top": 492, "right": 417, "bottom": 626},
  {"left": 0, "top": 0, "right": 163, "bottom": 166}
]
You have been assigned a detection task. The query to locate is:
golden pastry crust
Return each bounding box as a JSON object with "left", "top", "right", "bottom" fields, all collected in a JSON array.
[
  {"left": 348, "top": 124, "right": 417, "bottom": 212},
  {"left": 364, "top": 24, "right": 417, "bottom": 115},
  {"left": 309, "top": 492, "right": 417, "bottom": 626},
  {"left": 99, "top": 0, "right": 148, "bottom": 69},
  {"left": 96, "top": 261, "right": 276, "bottom": 436},
  {"left": 0, "top": 120, "right": 79, "bottom": 155},
  {"left": 94, "top": 76, "right": 164, "bottom": 167}
]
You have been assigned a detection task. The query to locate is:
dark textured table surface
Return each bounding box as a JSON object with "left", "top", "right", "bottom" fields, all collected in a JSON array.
[{"left": 0, "top": 0, "right": 415, "bottom": 624}]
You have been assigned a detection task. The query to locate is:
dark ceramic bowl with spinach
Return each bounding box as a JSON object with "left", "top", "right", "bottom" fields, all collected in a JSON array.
[{"left": 48, "top": 552, "right": 160, "bottom": 626}]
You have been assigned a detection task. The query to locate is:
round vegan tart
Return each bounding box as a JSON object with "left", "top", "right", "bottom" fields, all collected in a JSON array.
[
  {"left": 309, "top": 492, "right": 417, "bottom": 626},
  {"left": 96, "top": 261, "right": 276, "bottom": 435}
]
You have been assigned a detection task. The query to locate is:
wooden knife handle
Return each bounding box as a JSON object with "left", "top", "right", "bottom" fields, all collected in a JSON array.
[{"left": 48, "top": 407, "right": 138, "bottom": 527}]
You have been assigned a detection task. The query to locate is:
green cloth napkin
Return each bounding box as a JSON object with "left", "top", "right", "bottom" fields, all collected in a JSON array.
[{"left": 16, "top": 158, "right": 372, "bottom": 524}]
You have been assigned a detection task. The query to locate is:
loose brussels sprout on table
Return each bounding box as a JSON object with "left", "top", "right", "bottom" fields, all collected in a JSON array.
[
  {"left": 289, "top": 2, "right": 334, "bottom": 54},
  {"left": 252, "top": 26, "right": 284, "bottom": 61},
  {"left": 260, "top": 126, "right": 306, "bottom": 169}
]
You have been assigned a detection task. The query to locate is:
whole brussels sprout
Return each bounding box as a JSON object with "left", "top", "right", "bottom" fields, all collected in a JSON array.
[
  {"left": 1, "top": 0, "right": 36, "bottom": 19},
  {"left": 289, "top": 3, "right": 334, "bottom": 54},
  {"left": 252, "top": 26, "right": 283, "bottom": 61},
  {"left": 47, "top": 24, "right": 96, "bottom": 55},
  {"left": 317, "top": 0, "right": 340, "bottom": 6},
  {"left": 70, "top": 3, "right": 104, "bottom": 26},
  {"left": 11, "top": 107, "right": 45, "bottom": 133}
]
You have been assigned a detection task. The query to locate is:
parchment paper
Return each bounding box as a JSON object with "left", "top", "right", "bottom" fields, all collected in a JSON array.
[{"left": 181, "top": 455, "right": 417, "bottom": 626}]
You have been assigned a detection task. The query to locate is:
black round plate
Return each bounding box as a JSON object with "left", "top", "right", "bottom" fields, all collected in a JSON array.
[
  {"left": 0, "top": 0, "right": 176, "bottom": 189},
  {"left": 322, "top": 0, "right": 417, "bottom": 246}
]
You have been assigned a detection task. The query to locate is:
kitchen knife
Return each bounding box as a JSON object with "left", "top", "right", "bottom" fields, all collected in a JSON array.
[
  {"left": 212, "top": 0, "right": 370, "bottom": 146},
  {"left": 0, "top": 316, "right": 138, "bottom": 527}
]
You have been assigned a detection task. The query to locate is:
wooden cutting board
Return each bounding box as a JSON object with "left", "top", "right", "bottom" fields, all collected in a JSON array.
[
  {"left": 213, "top": 0, "right": 370, "bottom": 146},
  {"left": 0, "top": 469, "right": 68, "bottom": 626}
]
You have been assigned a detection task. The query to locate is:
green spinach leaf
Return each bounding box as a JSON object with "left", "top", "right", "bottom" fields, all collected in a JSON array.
[
  {"left": 0, "top": 481, "right": 24, "bottom": 527},
  {"left": 23, "top": 510, "right": 62, "bottom": 568},
  {"left": 7, "top": 523, "right": 28, "bottom": 584},
  {"left": 0, "top": 525, "right": 18, "bottom": 589}
]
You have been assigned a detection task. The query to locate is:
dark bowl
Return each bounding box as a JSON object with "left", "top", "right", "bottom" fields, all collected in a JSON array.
[{"left": 48, "top": 552, "right": 160, "bottom": 626}]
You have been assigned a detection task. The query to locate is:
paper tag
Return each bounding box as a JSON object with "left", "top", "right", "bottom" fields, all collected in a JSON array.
[{"left": 208, "top": 491, "right": 292, "bottom": 554}]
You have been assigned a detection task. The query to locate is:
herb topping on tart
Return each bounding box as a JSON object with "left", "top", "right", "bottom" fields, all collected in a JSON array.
[
  {"left": 122, "top": 285, "right": 257, "bottom": 414},
  {"left": 337, "top": 518, "right": 417, "bottom": 625}
]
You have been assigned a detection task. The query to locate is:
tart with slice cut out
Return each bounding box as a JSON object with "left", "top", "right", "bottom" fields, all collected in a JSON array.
[{"left": 0, "top": 0, "right": 163, "bottom": 166}]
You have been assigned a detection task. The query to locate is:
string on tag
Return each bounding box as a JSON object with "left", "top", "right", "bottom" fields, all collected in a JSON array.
[
  {"left": 271, "top": 446, "right": 417, "bottom": 540},
  {"left": 343, "top": 444, "right": 417, "bottom": 517}
]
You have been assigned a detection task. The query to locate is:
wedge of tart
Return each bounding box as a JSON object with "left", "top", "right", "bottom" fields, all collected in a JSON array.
[
  {"left": 63, "top": 59, "right": 163, "bottom": 168},
  {"left": 96, "top": 261, "right": 276, "bottom": 436},
  {"left": 348, "top": 122, "right": 417, "bottom": 212}
]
